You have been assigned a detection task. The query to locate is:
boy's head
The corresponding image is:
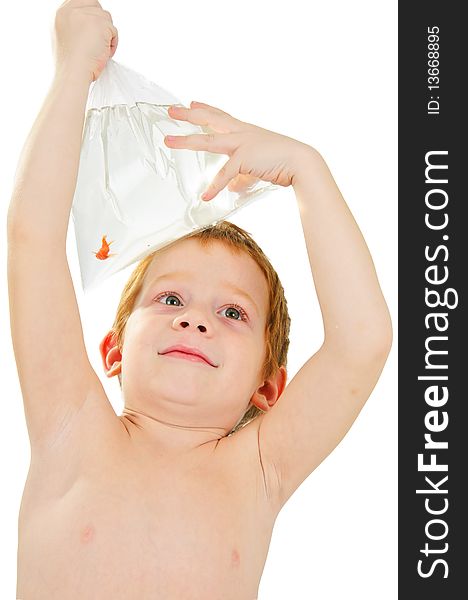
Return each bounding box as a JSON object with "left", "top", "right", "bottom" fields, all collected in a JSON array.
[{"left": 99, "top": 221, "right": 291, "bottom": 437}]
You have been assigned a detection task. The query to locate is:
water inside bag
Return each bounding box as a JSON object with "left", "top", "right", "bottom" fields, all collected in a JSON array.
[{"left": 71, "top": 60, "right": 279, "bottom": 292}]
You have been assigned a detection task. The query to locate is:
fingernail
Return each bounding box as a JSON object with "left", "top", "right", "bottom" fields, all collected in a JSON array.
[{"left": 166, "top": 135, "right": 176, "bottom": 141}]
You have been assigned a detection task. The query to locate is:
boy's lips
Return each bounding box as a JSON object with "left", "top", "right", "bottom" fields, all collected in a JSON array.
[{"left": 158, "top": 345, "right": 218, "bottom": 367}]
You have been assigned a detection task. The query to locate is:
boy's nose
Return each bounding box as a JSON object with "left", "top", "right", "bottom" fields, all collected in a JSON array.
[
  {"left": 173, "top": 314, "right": 208, "bottom": 333},
  {"left": 177, "top": 320, "right": 207, "bottom": 333}
]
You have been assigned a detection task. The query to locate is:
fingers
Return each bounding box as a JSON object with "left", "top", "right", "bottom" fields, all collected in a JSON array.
[
  {"left": 163, "top": 131, "right": 245, "bottom": 200},
  {"left": 63, "top": 1, "right": 103, "bottom": 6},
  {"left": 227, "top": 173, "right": 259, "bottom": 193},
  {"left": 201, "top": 155, "right": 242, "bottom": 201},
  {"left": 190, "top": 100, "right": 223, "bottom": 111},
  {"left": 78, "top": 6, "right": 118, "bottom": 55},
  {"left": 78, "top": 7, "right": 113, "bottom": 20},
  {"left": 164, "top": 132, "right": 236, "bottom": 156},
  {"left": 110, "top": 29, "right": 118, "bottom": 57},
  {"left": 168, "top": 104, "right": 237, "bottom": 134},
  {"left": 59, "top": 0, "right": 103, "bottom": 7},
  {"left": 165, "top": 102, "right": 255, "bottom": 201}
]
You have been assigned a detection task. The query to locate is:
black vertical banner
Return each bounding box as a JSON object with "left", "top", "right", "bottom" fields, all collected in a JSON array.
[{"left": 399, "top": 3, "right": 467, "bottom": 598}]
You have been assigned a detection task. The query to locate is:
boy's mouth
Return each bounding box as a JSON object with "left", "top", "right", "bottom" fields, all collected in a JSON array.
[{"left": 158, "top": 345, "right": 218, "bottom": 367}]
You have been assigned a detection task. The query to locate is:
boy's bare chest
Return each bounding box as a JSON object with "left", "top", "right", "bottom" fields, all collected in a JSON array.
[{"left": 18, "top": 432, "right": 276, "bottom": 599}]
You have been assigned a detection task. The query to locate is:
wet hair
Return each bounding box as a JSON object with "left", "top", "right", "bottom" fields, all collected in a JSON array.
[{"left": 110, "top": 220, "right": 291, "bottom": 436}]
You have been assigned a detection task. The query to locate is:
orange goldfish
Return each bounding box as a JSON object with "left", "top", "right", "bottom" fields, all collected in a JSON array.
[{"left": 92, "top": 235, "right": 116, "bottom": 260}]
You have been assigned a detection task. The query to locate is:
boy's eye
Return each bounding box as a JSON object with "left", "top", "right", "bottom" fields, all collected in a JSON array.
[
  {"left": 156, "top": 292, "right": 180, "bottom": 306},
  {"left": 154, "top": 292, "right": 248, "bottom": 322},
  {"left": 222, "top": 306, "right": 245, "bottom": 321},
  {"left": 166, "top": 295, "right": 180, "bottom": 306}
]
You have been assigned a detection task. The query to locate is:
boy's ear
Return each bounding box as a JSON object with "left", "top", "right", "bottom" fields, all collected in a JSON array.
[
  {"left": 99, "top": 330, "right": 122, "bottom": 378},
  {"left": 250, "top": 366, "right": 287, "bottom": 412}
]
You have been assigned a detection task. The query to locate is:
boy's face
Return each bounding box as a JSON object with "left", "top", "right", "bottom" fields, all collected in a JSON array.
[{"left": 106, "top": 237, "right": 278, "bottom": 436}]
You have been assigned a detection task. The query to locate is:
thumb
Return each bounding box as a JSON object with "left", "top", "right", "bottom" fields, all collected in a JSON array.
[
  {"left": 227, "top": 173, "right": 259, "bottom": 193},
  {"left": 109, "top": 25, "right": 118, "bottom": 58}
]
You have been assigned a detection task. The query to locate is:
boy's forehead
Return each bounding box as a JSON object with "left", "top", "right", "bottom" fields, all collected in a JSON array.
[
  {"left": 145, "top": 238, "right": 248, "bottom": 281},
  {"left": 142, "top": 238, "right": 268, "bottom": 309}
]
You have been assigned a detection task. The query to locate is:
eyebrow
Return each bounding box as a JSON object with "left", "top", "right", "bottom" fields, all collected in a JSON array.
[{"left": 146, "top": 271, "right": 260, "bottom": 315}]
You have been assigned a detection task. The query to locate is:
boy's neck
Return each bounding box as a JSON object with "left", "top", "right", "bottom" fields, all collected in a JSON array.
[{"left": 120, "top": 405, "right": 226, "bottom": 455}]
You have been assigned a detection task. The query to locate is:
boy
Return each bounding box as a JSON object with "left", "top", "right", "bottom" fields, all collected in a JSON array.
[{"left": 7, "top": 1, "right": 392, "bottom": 598}]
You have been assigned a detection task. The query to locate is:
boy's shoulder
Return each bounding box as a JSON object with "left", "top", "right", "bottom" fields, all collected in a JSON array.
[{"left": 27, "top": 385, "right": 127, "bottom": 481}]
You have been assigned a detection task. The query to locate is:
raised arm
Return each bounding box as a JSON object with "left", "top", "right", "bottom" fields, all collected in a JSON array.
[
  {"left": 159, "top": 102, "right": 393, "bottom": 507},
  {"left": 258, "top": 148, "right": 393, "bottom": 507},
  {"left": 7, "top": 1, "right": 119, "bottom": 454},
  {"left": 292, "top": 150, "right": 393, "bottom": 354}
]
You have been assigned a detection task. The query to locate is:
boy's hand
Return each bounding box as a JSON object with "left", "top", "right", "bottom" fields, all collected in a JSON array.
[
  {"left": 164, "top": 101, "right": 315, "bottom": 201},
  {"left": 52, "top": 0, "right": 118, "bottom": 84}
]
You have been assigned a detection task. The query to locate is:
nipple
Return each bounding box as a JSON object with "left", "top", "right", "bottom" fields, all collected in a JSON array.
[
  {"left": 80, "top": 523, "right": 95, "bottom": 544},
  {"left": 231, "top": 548, "right": 241, "bottom": 567}
]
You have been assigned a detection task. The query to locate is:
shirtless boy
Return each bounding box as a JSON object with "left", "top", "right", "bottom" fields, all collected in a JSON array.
[{"left": 7, "top": 1, "right": 393, "bottom": 598}]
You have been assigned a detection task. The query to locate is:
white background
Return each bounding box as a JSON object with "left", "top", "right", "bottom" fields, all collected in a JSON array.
[{"left": 0, "top": 0, "right": 397, "bottom": 597}]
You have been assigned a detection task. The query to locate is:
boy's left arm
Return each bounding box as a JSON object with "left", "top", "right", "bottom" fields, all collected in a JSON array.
[{"left": 258, "top": 147, "right": 393, "bottom": 508}]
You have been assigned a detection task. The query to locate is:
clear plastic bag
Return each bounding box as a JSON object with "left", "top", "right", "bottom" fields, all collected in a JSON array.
[{"left": 71, "top": 59, "right": 279, "bottom": 291}]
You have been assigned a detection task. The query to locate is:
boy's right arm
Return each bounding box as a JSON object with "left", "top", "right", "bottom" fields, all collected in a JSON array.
[{"left": 7, "top": 65, "right": 113, "bottom": 455}]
